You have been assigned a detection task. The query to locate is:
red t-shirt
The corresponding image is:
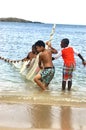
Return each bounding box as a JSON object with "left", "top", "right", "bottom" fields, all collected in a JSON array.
[
  {"left": 62, "top": 47, "right": 75, "bottom": 66},
  {"left": 56, "top": 46, "right": 79, "bottom": 67}
]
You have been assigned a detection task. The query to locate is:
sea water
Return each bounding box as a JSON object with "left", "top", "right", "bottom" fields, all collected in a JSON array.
[{"left": 0, "top": 22, "right": 86, "bottom": 104}]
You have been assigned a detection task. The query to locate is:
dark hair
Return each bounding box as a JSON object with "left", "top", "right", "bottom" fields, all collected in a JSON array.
[
  {"left": 32, "top": 44, "right": 35, "bottom": 48},
  {"left": 35, "top": 40, "right": 45, "bottom": 48},
  {"left": 61, "top": 38, "right": 69, "bottom": 46}
]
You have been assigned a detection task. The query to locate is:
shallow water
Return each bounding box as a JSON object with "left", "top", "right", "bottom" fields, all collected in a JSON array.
[{"left": 0, "top": 22, "right": 86, "bottom": 104}]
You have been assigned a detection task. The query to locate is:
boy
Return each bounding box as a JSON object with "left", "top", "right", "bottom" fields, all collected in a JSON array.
[
  {"left": 34, "top": 40, "right": 58, "bottom": 90},
  {"left": 22, "top": 44, "right": 37, "bottom": 62},
  {"left": 21, "top": 44, "right": 38, "bottom": 67},
  {"left": 55, "top": 38, "right": 86, "bottom": 91}
]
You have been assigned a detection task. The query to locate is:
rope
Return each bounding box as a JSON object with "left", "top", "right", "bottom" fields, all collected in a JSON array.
[
  {"left": 49, "top": 24, "right": 56, "bottom": 42},
  {"left": 0, "top": 55, "right": 28, "bottom": 64},
  {"left": 46, "top": 24, "right": 56, "bottom": 49},
  {"left": 0, "top": 24, "right": 56, "bottom": 64}
]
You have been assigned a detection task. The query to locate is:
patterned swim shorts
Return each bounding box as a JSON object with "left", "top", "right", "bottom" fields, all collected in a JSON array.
[
  {"left": 40, "top": 67, "right": 55, "bottom": 84},
  {"left": 63, "top": 64, "right": 75, "bottom": 81}
]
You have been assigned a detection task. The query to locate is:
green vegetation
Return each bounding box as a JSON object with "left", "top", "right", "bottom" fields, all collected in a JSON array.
[{"left": 0, "top": 17, "right": 42, "bottom": 23}]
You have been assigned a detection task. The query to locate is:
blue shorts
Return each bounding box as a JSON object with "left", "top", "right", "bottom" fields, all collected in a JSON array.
[{"left": 40, "top": 67, "right": 55, "bottom": 84}]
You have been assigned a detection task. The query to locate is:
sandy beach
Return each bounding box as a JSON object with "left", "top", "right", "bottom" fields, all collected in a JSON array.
[
  {"left": 0, "top": 92, "right": 86, "bottom": 130},
  {"left": 0, "top": 103, "right": 86, "bottom": 130}
]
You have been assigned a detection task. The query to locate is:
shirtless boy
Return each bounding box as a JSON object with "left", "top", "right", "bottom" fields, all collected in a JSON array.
[
  {"left": 34, "top": 40, "right": 57, "bottom": 90},
  {"left": 22, "top": 44, "right": 37, "bottom": 62}
]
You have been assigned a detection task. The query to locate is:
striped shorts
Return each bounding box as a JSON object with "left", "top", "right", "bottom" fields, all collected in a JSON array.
[{"left": 62, "top": 64, "right": 75, "bottom": 81}]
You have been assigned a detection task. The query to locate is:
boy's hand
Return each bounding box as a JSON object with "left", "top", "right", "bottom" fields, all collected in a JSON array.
[
  {"left": 26, "top": 63, "right": 30, "bottom": 68},
  {"left": 46, "top": 41, "right": 51, "bottom": 47},
  {"left": 82, "top": 61, "right": 86, "bottom": 66},
  {"left": 52, "top": 57, "right": 55, "bottom": 60}
]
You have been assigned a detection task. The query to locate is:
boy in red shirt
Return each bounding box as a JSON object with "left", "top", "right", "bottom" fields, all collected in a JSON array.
[{"left": 55, "top": 38, "right": 86, "bottom": 91}]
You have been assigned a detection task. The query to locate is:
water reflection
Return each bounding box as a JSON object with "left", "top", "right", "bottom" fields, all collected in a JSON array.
[
  {"left": 27, "top": 104, "right": 71, "bottom": 129},
  {"left": 27, "top": 104, "right": 54, "bottom": 128},
  {"left": 60, "top": 106, "right": 72, "bottom": 130},
  {"left": 27, "top": 104, "right": 86, "bottom": 129},
  {"left": 0, "top": 103, "right": 86, "bottom": 129}
]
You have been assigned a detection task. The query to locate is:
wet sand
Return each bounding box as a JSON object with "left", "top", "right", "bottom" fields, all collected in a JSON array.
[
  {"left": 0, "top": 91, "right": 86, "bottom": 130},
  {"left": 0, "top": 102, "right": 86, "bottom": 130}
]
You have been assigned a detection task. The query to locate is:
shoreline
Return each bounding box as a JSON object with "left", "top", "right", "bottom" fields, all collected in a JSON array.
[
  {"left": 0, "top": 92, "right": 86, "bottom": 129},
  {"left": 0, "top": 91, "right": 86, "bottom": 107}
]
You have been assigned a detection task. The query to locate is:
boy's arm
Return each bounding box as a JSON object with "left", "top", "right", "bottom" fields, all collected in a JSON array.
[
  {"left": 38, "top": 55, "right": 43, "bottom": 69},
  {"left": 73, "top": 48, "right": 86, "bottom": 66},
  {"left": 49, "top": 46, "right": 58, "bottom": 54},
  {"left": 46, "top": 41, "right": 58, "bottom": 54},
  {"left": 78, "top": 54, "right": 85, "bottom": 61},
  {"left": 54, "top": 51, "right": 62, "bottom": 59},
  {"left": 78, "top": 53, "right": 86, "bottom": 66},
  {"left": 22, "top": 52, "right": 30, "bottom": 61}
]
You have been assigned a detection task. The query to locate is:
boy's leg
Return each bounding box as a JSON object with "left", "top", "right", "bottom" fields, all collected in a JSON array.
[
  {"left": 62, "top": 80, "right": 66, "bottom": 91},
  {"left": 34, "top": 73, "right": 46, "bottom": 90},
  {"left": 64, "top": 64, "right": 74, "bottom": 91},
  {"left": 67, "top": 67, "right": 74, "bottom": 91},
  {"left": 68, "top": 80, "right": 72, "bottom": 91},
  {"left": 62, "top": 66, "right": 66, "bottom": 91}
]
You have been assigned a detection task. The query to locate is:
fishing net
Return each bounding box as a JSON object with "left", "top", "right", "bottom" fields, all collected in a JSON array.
[{"left": 0, "top": 24, "right": 56, "bottom": 83}]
